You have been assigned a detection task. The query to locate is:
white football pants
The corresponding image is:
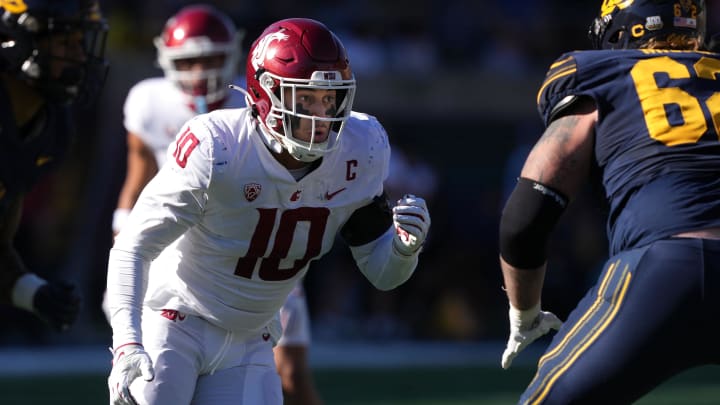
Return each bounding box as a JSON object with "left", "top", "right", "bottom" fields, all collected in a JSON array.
[{"left": 129, "top": 308, "right": 282, "bottom": 405}]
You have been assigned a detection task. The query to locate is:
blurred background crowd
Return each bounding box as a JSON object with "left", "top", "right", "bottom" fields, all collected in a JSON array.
[{"left": 3, "top": 0, "right": 720, "bottom": 347}]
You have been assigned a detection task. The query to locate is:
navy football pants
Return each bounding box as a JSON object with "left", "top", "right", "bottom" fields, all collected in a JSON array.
[{"left": 519, "top": 237, "right": 720, "bottom": 405}]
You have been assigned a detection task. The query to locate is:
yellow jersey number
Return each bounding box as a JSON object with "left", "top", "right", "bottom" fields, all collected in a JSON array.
[{"left": 630, "top": 56, "right": 720, "bottom": 146}]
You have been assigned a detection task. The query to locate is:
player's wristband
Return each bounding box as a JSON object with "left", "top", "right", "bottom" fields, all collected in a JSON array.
[
  {"left": 11, "top": 273, "right": 47, "bottom": 312},
  {"left": 508, "top": 302, "right": 541, "bottom": 328},
  {"left": 112, "top": 208, "right": 131, "bottom": 234}
]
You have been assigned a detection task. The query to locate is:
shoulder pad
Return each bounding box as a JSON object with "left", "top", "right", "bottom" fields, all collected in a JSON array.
[{"left": 537, "top": 53, "right": 579, "bottom": 126}]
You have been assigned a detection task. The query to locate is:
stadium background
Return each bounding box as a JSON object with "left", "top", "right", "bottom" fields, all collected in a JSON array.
[{"left": 2, "top": 1, "right": 719, "bottom": 403}]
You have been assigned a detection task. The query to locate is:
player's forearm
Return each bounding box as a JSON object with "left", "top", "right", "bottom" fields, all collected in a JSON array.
[
  {"left": 350, "top": 227, "right": 418, "bottom": 291},
  {"left": 114, "top": 142, "right": 158, "bottom": 234},
  {"left": 118, "top": 133, "right": 158, "bottom": 210},
  {"left": 500, "top": 256, "right": 547, "bottom": 310},
  {"left": 0, "top": 243, "right": 32, "bottom": 306},
  {"left": 106, "top": 247, "right": 149, "bottom": 348},
  {"left": 0, "top": 195, "right": 39, "bottom": 307}
]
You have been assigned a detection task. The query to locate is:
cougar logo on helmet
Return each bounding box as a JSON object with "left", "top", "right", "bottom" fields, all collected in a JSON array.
[
  {"left": 250, "top": 32, "right": 289, "bottom": 72},
  {"left": 601, "top": 0, "right": 635, "bottom": 16}
]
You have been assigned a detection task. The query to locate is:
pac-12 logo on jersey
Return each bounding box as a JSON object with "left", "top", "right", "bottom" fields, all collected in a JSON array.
[{"left": 244, "top": 183, "right": 262, "bottom": 201}]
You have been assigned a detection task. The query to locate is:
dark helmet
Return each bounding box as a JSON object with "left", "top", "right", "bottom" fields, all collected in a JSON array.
[
  {"left": 589, "top": 0, "right": 706, "bottom": 50},
  {"left": 0, "top": 0, "right": 109, "bottom": 104}
]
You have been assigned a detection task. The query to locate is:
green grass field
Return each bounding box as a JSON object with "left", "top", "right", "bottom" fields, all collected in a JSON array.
[{"left": 0, "top": 365, "right": 717, "bottom": 404}]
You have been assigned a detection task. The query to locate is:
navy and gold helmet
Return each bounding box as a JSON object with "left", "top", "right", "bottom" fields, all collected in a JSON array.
[
  {"left": 589, "top": 0, "right": 706, "bottom": 50},
  {"left": 0, "top": 0, "right": 109, "bottom": 104}
]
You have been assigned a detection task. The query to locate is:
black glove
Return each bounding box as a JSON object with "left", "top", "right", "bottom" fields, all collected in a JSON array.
[{"left": 32, "top": 280, "right": 82, "bottom": 332}]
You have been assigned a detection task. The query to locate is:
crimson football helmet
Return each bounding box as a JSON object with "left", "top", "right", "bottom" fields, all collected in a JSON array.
[
  {"left": 245, "top": 18, "right": 356, "bottom": 162},
  {"left": 589, "top": 0, "right": 706, "bottom": 50},
  {"left": 155, "top": 5, "right": 242, "bottom": 112},
  {"left": 0, "top": 0, "right": 108, "bottom": 104}
]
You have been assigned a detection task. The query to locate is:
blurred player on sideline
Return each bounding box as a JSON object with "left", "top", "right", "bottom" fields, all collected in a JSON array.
[
  {"left": 498, "top": 0, "right": 720, "bottom": 403},
  {"left": 0, "top": 0, "right": 108, "bottom": 332}
]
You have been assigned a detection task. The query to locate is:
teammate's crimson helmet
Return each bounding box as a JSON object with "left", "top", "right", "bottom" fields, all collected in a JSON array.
[
  {"left": 245, "top": 18, "right": 356, "bottom": 162},
  {"left": 0, "top": 0, "right": 108, "bottom": 105},
  {"left": 589, "top": 0, "right": 706, "bottom": 50},
  {"left": 155, "top": 5, "right": 242, "bottom": 112}
]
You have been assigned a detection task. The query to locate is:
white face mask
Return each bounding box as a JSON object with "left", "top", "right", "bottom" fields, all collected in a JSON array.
[{"left": 258, "top": 70, "right": 356, "bottom": 162}]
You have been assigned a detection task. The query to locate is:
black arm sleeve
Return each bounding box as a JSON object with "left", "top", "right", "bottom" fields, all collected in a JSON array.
[
  {"left": 341, "top": 192, "right": 393, "bottom": 246},
  {"left": 499, "top": 177, "right": 568, "bottom": 269}
]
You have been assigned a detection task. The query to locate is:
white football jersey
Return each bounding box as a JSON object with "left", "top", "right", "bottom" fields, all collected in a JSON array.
[
  {"left": 122, "top": 76, "right": 246, "bottom": 166},
  {"left": 114, "top": 108, "right": 391, "bottom": 337}
]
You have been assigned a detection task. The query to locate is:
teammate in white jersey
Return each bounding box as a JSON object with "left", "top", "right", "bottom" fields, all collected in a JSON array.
[
  {"left": 106, "top": 17, "right": 431, "bottom": 405},
  {"left": 109, "top": 5, "right": 323, "bottom": 404}
]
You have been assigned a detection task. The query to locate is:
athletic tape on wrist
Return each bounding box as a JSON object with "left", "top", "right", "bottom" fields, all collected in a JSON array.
[{"left": 11, "top": 273, "right": 47, "bottom": 312}]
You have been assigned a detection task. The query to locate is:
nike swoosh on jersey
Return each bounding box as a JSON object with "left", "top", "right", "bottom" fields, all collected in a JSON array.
[{"left": 325, "top": 187, "right": 347, "bottom": 200}]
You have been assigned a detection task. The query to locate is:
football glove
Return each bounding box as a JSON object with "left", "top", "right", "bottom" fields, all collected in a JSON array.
[
  {"left": 501, "top": 303, "right": 562, "bottom": 369},
  {"left": 392, "top": 194, "right": 430, "bottom": 256},
  {"left": 108, "top": 343, "right": 155, "bottom": 405},
  {"left": 33, "top": 280, "right": 81, "bottom": 332}
]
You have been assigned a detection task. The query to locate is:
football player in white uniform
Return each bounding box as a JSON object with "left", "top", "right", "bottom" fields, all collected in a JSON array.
[
  {"left": 106, "top": 17, "right": 431, "bottom": 405},
  {"left": 107, "top": 6, "right": 324, "bottom": 405}
]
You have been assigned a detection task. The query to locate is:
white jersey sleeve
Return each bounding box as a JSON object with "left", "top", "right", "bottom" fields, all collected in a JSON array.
[
  {"left": 123, "top": 77, "right": 198, "bottom": 167},
  {"left": 107, "top": 115, "right": 214, "bottom": 348},
  {"left": 342, "top": 114, "right": 419, "bottom": 290}
]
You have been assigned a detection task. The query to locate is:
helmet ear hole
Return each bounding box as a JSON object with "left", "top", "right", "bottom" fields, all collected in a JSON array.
[{"left": 608, "top": 30, "right": 623, "bottom": 48}]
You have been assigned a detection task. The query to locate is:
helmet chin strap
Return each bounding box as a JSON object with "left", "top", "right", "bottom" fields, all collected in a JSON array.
[{"left": 257, "top": 124, "right": 284, "bottom": 154}]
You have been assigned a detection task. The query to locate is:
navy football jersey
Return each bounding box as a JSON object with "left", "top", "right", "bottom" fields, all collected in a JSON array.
[
  {"left": 538, "top": 49, "right": 720, "bottom": 255},
  {"left": 0, "top": 85, "right": 73, "bottom": 208}
]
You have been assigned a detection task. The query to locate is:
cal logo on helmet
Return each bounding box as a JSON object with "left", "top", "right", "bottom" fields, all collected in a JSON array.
[
  {"left": 601, "top": 0, "right": 635, "bottom": 17},
  {"left": 0, "top": 0, "right": 28, "bottom": 13}
]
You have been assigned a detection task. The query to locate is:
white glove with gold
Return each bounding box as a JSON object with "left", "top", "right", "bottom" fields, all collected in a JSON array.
[{"left": 502, "top": 303, "right": 562, "bottom": 369}]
